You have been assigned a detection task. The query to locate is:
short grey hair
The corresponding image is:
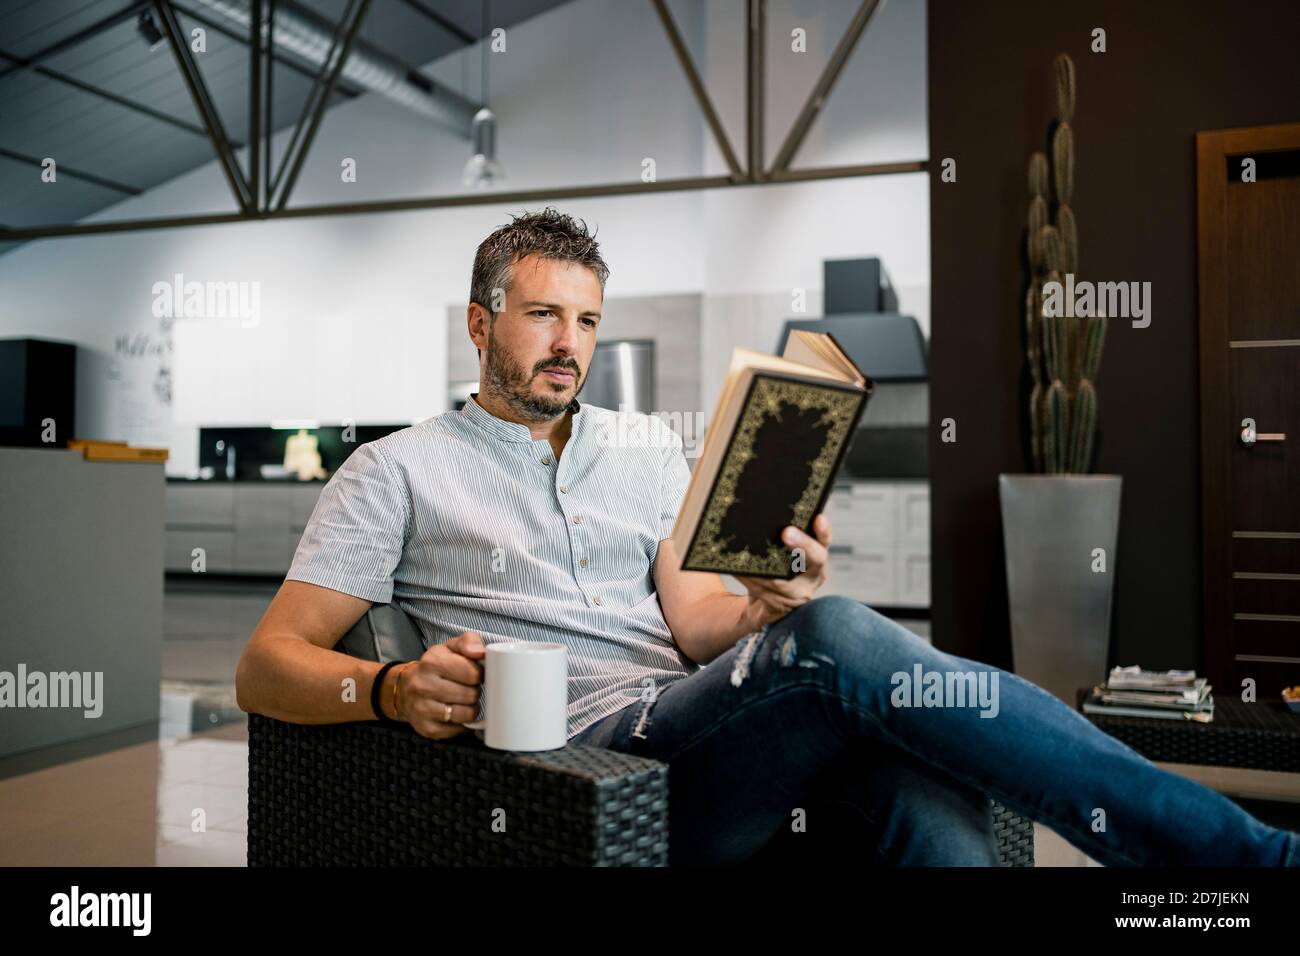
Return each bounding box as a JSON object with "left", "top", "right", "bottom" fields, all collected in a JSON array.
[{"left": 470, "top": 207, "right": 610, "bottom": 360}]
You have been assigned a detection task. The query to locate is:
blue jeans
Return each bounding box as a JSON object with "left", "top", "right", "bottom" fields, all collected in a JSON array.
[{"left": 572, "top": 595, "right": 1300, "bottom": 867}]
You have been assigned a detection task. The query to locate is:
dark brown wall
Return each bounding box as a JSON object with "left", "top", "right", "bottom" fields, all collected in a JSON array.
[{"left": 927, "top": 0, "right": 1300, "bottom": 669}]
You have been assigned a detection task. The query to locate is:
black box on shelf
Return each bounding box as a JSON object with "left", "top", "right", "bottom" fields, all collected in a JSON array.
[
  {"left": 0, "top": 337, "right": 77, "bottom": 448},
  {"left": 824, "top": 257, "right": 898, "bottom": 314}
]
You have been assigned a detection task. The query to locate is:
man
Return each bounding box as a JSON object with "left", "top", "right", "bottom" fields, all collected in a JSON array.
[{"left": 237, "top": 208, "right": 1298, "bottom": 867}]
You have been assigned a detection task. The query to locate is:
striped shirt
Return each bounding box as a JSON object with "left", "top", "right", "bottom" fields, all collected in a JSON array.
[{"left": 285, "top": 392, "right": 702, "bottom": 740}]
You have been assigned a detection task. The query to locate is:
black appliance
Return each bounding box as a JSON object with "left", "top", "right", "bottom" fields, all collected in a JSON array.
[
  {"left": 0, "top": 337, "right": 77, "bottom": 448},
  {"left": 824, "top": 257, "right": 898, "bottom": 314}
]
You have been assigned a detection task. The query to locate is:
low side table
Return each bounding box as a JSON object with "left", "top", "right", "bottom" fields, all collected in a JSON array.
[{"left": 1076, "top": 689, "right": 1300, "bottom": 773}]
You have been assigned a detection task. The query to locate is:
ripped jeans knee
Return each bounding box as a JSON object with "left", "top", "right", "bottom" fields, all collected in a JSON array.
[
  {"left": 629, "top": 687, "right": 659, "bottom": 740},
  {"left": 727, "top": 624, "right": 841, "bottom": 689},
  {"left": 727, "top": 594, "right": 882, "bottom": 689}
]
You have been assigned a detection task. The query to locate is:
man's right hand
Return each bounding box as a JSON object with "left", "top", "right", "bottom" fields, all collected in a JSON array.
[{"left": 388, "top": 631, "right": 485, "bottom": 739}]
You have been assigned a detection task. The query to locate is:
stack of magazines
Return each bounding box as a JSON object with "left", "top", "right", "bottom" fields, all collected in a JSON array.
[{"left": 1082, "top": 666, "right": 1214, "bottom": 723}]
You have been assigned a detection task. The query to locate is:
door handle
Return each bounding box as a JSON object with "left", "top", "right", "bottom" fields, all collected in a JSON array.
[{"left": 1241, "top": 417, "right": 1287, "bottom": 444}]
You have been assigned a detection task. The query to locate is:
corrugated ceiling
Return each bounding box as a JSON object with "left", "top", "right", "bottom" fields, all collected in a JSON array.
[{"left": 0, "top": 0, "right": 571, "bottom": 254}]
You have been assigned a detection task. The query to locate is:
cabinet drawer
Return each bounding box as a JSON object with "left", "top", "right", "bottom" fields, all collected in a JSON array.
[
  {"left": 166, "top": 484, "right": 236, "bottom": 527},
  {"left": 285, "top": 484, "right": 325, "bottom": 531},
  {"left": 235, "top": 531, "right": 291, "bottom": 574},
  {"left": 234, "top": 487, "right": 293, "bottom": 572},
  {"left": 165, "top": 529, "right": 235, "bottom": 572},
  {"left": 825, "top": 549, "right": 895, "bottom": 605},
  {"left": 824, "top": 484, "right": 897, "bottom": 548},
  {"left": 235, "top": 486, "right": 293, "bottom": 531}
]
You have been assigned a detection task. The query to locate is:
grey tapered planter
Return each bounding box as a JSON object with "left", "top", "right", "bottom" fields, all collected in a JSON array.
[{"left": 999, "top": 475, "right": 1122, "bottom": 704}]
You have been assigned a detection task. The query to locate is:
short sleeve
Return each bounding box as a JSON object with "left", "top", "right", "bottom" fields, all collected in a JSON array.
[
  {"left": 285, "top": 442, "right": 411, "bottom": 604},
  {"left": 658, "top": 420, "right": 692, "bottom": 542}
]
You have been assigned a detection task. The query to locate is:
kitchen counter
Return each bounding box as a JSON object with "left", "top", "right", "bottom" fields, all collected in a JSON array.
[{"left": 0, "top": 447, "right": 163, "bottom": 759}]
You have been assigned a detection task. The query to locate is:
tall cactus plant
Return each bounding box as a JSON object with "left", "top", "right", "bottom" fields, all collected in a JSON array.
[{"left": 1024, "top": 53, "right": 1107, "bottom": 474}]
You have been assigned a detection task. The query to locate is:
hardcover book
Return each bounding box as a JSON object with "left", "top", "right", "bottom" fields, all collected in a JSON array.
[{"left": 671, "top": 330, "right": 872, "bottom": 578}]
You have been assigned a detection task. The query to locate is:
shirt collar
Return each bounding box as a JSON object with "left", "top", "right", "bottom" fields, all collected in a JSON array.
[{"left": 459, "top": 392, "right": 583, "bottom": 444}]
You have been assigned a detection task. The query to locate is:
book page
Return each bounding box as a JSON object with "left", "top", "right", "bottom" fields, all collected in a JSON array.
[
  {"left": 780, "top": 331, "right": 863, "bottom": 385},
  {"left": 733, "top": 346, "right": 844, "bottom": 383},
  {"left": 671, "top": 365, "right": 751, "bottom": 547}
]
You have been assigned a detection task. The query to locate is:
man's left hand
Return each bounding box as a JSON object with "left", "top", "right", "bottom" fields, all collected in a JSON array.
[{"left": 735, "top": 513, "right": 832, "bottom": 629}]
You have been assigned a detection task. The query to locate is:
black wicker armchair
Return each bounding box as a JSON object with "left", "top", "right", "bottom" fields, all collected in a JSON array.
[{"left": 246, "top": 604, "right": 1035, "bottom": 866}]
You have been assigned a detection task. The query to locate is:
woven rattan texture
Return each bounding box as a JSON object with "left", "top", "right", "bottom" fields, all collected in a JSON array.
[
  {"left": 247, "top": 714, "right": 669, "bottom": 865},
  {"left": 991, "top": 801, "right": 1035, "bottom": 867},
  {"left": 248, "top": 714, "right": 1036, "bottom": 866},
  {"left": 1079, "top": 693, "right": 1300, "bottom": 773}
]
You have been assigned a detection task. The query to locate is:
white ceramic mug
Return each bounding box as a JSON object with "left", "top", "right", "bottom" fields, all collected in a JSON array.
[{"left": 464, "top": 642, "right": 567, "bottom": 751}]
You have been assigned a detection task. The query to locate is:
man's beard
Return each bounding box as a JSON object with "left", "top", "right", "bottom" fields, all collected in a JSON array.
[{"left": 482, "top": 333, "right": 585, "bottom": 421}]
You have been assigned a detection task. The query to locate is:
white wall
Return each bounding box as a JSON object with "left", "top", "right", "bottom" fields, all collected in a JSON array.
[{"left": 0, "top": 0, "right": 928, "bottom": 475}]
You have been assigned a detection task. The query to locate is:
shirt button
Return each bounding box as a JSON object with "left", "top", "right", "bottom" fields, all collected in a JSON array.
[
  {"left": 541, "top": 456, "right": 552, "bottom": 465},
  {"left": 573, "top": 515, "right": 582, "bottom": 524},
  {"left": 559, "top": 485, "right": 568, "bottom": 494},
  {"left": 580, "top": 558, "right": 588, "bottom": 568},
  {"left": 593, "top": 594, "right": 603, "bottom": 605}
]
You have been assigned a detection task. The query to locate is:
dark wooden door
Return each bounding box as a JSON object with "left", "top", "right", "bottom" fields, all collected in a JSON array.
[{"left": 1198, "top": 123, "right": 1300, "bottom": 698}]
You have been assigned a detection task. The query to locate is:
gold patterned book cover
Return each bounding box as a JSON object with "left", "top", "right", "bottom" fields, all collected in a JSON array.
[{"left": 671, "top": 331, "right": 872, "bottom": 578}]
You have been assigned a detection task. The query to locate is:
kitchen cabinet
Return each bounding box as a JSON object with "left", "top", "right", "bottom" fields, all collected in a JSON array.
[
  {"left": 822, "top": 480, "right": 930, "bottom": 608},
  {"left": 164, "top": 482, "right": 325, "bottom": 575}
]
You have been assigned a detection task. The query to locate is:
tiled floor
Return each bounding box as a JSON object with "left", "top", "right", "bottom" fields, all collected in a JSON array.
[{"left": 0, "top": 718, "right": 249, "bottom": 867}]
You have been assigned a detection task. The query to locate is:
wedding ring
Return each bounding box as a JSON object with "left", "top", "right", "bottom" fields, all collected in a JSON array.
[{"left": 444, "top": 703, "right": 453, "bottom": 723}]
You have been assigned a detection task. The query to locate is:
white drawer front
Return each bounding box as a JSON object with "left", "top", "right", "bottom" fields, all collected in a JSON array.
[
  {"left": 896, "top": 548, "right": 931, "bottom": 607},
  {"left": 825, "top": 484, "right": 897, "bottom": 549},
  {"left": 825, "top": 549, "right": 895, "bottom": 605}
]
